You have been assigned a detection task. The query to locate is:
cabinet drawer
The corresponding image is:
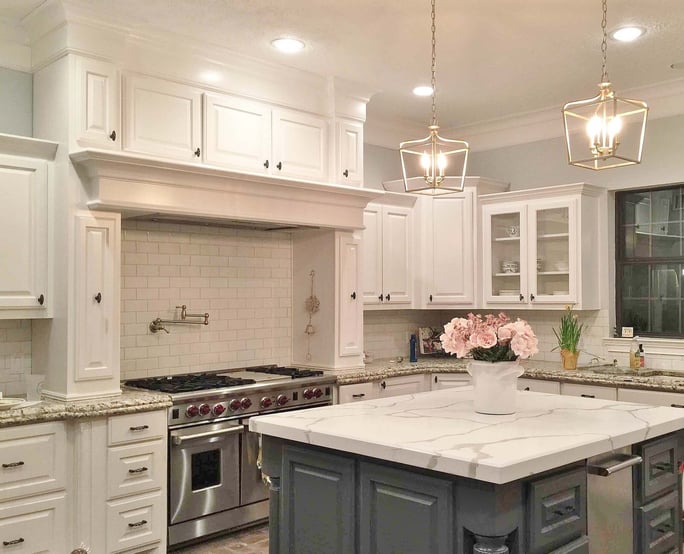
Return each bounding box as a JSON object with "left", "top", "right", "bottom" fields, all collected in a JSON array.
[
  {"left": 636, "top": 489, "right": 680, "bottom": 554},
  {"left": 336, "top": 382, "right": 376, "bottom": 404},
  {"left": 0, "top": 422, "right": 66, "bottom": 501},
  {"left": 108, "top": 411, "right": 166, "bottom": 446},
  {"left": 526, "top": 466, "right": 586, "bottom": 554},
  {"left": 107, "top": 439, "right": 165, "bottom": 500},
  {"left": 617, "top": 387, "right": 684, "bottom": 408},
  {"left": 0, "top": 492, "right": 66, "bottom": 553},
  {"left": 106, "top": 491, "right": 164, "bottom": 553},
  {"left": 634, "top": 434, "right": 679, "bottom": 502},
  {"left": 560, "top": 383, "right": 617, "bottom": 400},
  {"left": 549, "top": 535, "right": 589, "bottom": 554},
  {"left": 519, "top": 378, "right": 561, "bottom": 394}
]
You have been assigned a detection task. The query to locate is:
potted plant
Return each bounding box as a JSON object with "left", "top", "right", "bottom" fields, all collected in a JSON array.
[{"left": 553, "top": 306, "right": 584, "bottom": 370}]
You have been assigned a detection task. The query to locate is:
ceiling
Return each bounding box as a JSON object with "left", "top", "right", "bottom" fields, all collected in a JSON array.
[{"left": 5, "top": 0, "right": 684, "bottom": 135}]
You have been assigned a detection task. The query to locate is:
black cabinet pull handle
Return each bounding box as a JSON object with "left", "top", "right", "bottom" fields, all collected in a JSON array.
[
  {"left": 127, "top": 520, "right": 148, "bottom": 528},
  {"left": 530, "top": 293, "right": 535, "bottom": 301},
  {"left": 656, "top": 524, "right": 672, "bottom": 534},
  {"left": 429, "top": 294, "right": 433, "bottom": 302},
  {"left": 276, "top": 162, "right": 282, "bottom": 170},
  {"left": 38, "top": 294, "right": 45, "bottom": 305},
  {"left": 671, "top": 404, "right": 684, "bottom": 408},
  {"left": 385, "top": 294, "right": 390, "bottom": 301},
  {"left": 109, "top": 130, "right": 116, "bottom": 141},
  {"left": 380, "top": 381, "right": 386, "bottom": 389},
  {"left": 2, "top": 461, "right": 24, "bottom": 469},
  {"left": 343, "top": 169, "right": 349, "bottom": 177},
  {"left": 378, "top": 294, "right": 383, "bottom": 302},
  {"left": 94, "top": 292, "right": 102, "bottom": 304},
  {"left": 2, "top": 538, "right": 24, "bottom": 546},
  {"left": 434, "top": 376, "right": 438, "bottom": 383},
  {"left": 350, "top": 291, "right": 356, "bottom": 300},
  {"left": 194, "top": 147, "right": 201, "bottom": 157},
  {"left": 524, "top": 387, "right": 530, "bottom": 391},
  {"left": 653, "top": 462, "right": 673, "bottom": 471},
  {"left": 129, "top": 425, "right": 149, "bottom": 431},
  {"left": 519, "top": 294, "right": 524, "bottom": 301},
  {"left": 581, "top": 394, "right": 595, "bottom": 398},
  {"left": 128, "top": 466, "right": 149, "bottom": 474},
  {"left": 351, "top": 393, "right": 365, "bottom": 398},
  {"left": 264, "top": 160, "right": 269, "bottom": 169}
]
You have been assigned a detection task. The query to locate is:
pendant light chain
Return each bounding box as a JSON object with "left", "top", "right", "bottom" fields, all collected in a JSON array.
[
  {"left": 600, "top": 0, "right": 609, "bottom": 83},
  {"left": 430, "top": 0, "right": 438, "bottom": 127}
]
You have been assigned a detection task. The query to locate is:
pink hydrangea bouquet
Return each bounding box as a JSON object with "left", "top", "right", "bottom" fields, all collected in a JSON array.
[{"left": 440, "top": 312, "right": 539, "bottom": 362}]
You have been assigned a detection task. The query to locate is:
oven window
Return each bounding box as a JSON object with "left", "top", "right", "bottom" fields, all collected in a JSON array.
[{"left": 191, "top": 449, "right": 221, "bottom": 490}]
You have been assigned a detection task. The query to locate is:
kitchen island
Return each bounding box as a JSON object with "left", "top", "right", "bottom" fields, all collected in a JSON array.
[{"left": 250, "top": 388, "right": 684, "bottom": 554}]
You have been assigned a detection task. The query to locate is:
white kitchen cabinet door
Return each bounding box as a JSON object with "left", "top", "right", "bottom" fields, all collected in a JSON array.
[
  {"left": 73, "top": 56, "right": 120, "bottom": 150},
  {"left": 431, "top": 373, "right": 471, "bottom": 390},
  {"left": 123, "top": 74, "right": 202, "bottom": 162},
  {"left": 381, "top": 206, "right": 413, "bottom": 306},
  {"left": 203, "top": 93, "right": 271, "bottom": 172},
  {"left": 336, "top": 382, "right": 377, "bottom": 404},
  {"left": 423, "top": 193, "right": 475, "bottom": 307},
  {"left": 272, "top": 108, "right": 328, "bottom": 181},
  {"left": 560, "top": 383, "right": 617, "bottom": 400},
  {"left": 337, "top": 233, "right": 363, "bottom": 357},
  {"left": 74, "top": 211, "right": 120, "bottom": 383},
  {"left": 361, "top": 204, "right": 384, "bottom": 305},
  {"left": 336, "top": 119, "right": 363, "bottom": 186},
  {"left": 0, "top": 155, "right": 49, "bottom": 317},
  {"left": 0, "top": 493, "right": 66, "bottom": 554},
  {"left": 377, "top": 374, "right": 428, "bottom": 398}
]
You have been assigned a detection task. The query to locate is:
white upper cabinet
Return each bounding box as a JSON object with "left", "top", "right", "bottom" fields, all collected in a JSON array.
[
  {"left": 337, "top": 233, "right": 363, "bottom": 357},
  {"left": 123, "top": 74, "right": 202, "bottom": 162},
  {"left": 480, "top": 183, "right": 601, "bottom": 309},
  {"left": 362, "top": 199, "right": 415, "bottom": 309},
  {"left": 272, "top": 108, "right": 328, "bottom": 181},
  {"left": 0, "top": 152, "right": 50, "bottom": 318},
  {"left": 335, "top": 119, "right": 363, "bottom": 186},
  {"left": 203, "top": 93, "right": 271, "bottom": 172},
  {"left": 72, "top": 56, "right": 120, "bottom": 150}
]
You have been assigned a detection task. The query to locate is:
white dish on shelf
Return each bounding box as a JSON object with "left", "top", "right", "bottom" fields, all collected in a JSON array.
[{"left": 0, "top": 398, "right": 24, "bottom": 411}]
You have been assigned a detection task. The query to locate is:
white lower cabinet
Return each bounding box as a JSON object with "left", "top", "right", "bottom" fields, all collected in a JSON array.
[
  {"left": 518, "top": 378, "right": 561, "bottom": 394},
  {"left": 336, "top": 381, "right": 378, "bottom": 404},
  {"left": 0, "top": 492, "right": 67, "bottom": 553},
  {"left": 106, "top": 491, "right": 165, "bottom": 554},
  {"left": 617, "top": 387, "right": 684, "bottom": 408},
  {"left": 377, "top": 374, "right": 429, "bottom": 398},
  {"left": 560, "top": 383, "right": 617, "bottom": 400},
  {"left": 431, "top": 373, "right": 471, "bottom": 390}
]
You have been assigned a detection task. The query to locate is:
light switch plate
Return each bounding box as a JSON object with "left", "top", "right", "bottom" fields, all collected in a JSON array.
[{"left": 621, "top": 326, "right": 634, "bottom": 338}]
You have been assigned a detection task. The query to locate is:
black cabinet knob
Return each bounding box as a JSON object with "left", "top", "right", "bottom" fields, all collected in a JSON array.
[
  {"left": 343, "top": 169, "right": 349, "bottom": 178},
  {"left": 429, "top": 294, "right": 433, "bottom": 302},
  {"left": 378, "top": 294, "right": 383, "bottom": 301},
  {"left": 385, "top": 294, "right": 390, "bottom": 301},
  {"left": 530, "top": 293, "right": 535, "bottom": 301},
  {"left": 194, "top": 147, "right": 201, "bottom": 157},
  {"left": 380, "top": 381, "right": 386, "bottom": 389},
  {"left": 350, "top": 291, "right": 356, "bottom": 300},
  {"left": 37, "top": 294, "right": 45, "bottom": 305},
  {"left": 276, "top": 162, "right": 282, "bottom": 170},
  {"left": 524, "top": 387, "right": 530, "bottom": 391},
  {"left": 109, "top": 130, "right": 117, "bottom": 141},
  {"left": 264, "top": 160, "right": 269, "bottom": 169},
  {"left": 94, "top": 292, "right": 102, "bottom": 304},
  {"left": 519, "top": 294, "right": 524, "bottom": 301}
]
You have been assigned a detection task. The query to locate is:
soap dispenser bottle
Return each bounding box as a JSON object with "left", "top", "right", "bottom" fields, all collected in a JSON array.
[{"left": 629, "top": 337, "right": 639, "bottom": 369}]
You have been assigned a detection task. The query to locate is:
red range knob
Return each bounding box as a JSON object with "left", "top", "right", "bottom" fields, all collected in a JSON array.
[
  {"left": 213, "top": 403, "right": 226, "bottom": 416},
  {"left": 199, "top": 403, "right": 211, "bottom": 416},
  {"left": 313, "top": 388, "right": 323, "bottom": 398},
  {"left": 303, "top": 388, "right": 314, "bottom": 400},
  {"left": 186, "top": 405, "right": 200, "bottom": 417},
  {"left": 229, "top": 399, "right": 242, "bottom": 411},
  {"left": 276, "top": 394, "right": 289, "bottom": 406},
  {"left": 260, "top": 397, "right": 273, "bottom": 409},
  {"left": 240, "top": 397, "right": 252, "bottom": 410}
]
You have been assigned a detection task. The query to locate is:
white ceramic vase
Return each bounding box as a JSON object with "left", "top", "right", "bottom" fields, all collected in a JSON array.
[{"left": 467, "top": 359, "right": 523, "bottom": 415}]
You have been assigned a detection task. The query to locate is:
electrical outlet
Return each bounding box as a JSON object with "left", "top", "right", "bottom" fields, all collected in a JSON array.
[{"left": 621, "top": 326, "right": 634, "bottom": 338}]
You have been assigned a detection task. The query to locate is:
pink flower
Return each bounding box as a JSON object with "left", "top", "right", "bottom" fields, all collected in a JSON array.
[
  {"left": 474, "top": 329, "right": 498, "bottom": 349},
  {"left": 497, "top": 326, "right": 513, "bottom": 341}
]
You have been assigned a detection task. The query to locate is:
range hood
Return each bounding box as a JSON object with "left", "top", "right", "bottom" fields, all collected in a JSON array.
[{"left": 70, "top": 149, "right": 382, "bottom": 231}]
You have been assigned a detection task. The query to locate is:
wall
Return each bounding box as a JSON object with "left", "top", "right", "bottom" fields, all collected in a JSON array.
[
  {"left": 120, "top": 221, "right": 292, "bottom": 380},
  {"left": 0, "top": 320, "right": 32, "bottom": 396},
  {"left": 364, "top": 143, "right": 402, "bottom": 190},
  {"left": 0, "top": 67, "right": 32, "bottom": 137}
]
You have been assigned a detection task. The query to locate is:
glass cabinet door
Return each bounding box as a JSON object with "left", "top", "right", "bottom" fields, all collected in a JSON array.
[{"left": 485, "top": 206, "right": 526, "bottom": 303}]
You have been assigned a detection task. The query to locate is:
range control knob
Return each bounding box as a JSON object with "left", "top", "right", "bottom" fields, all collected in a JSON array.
[
  {"left": 240, "top": 397, "right": 252, "bottom": 410},
  {"left": 199, "top": 403, "right": 211, "bottom": 416},
  {"left": 213, "top": 403, "right": 226, "bottom": 416},
  {"left": 276, "top": 394, "right": 289, "bottom": 406},
  {"left": 313, "top": 388, "right": 323, "bottom": 399},
  {"left": 260, "top": 397, "right": 273, "bottom": 409},
  {"left": 303, "top": 388, "right": 314, "bottom": 400},
  {"left": 229, "top": 399, "right": 242, "bottom": 411},
  {"left": 186, "top": 405, "right": 199, "bottom": 418}
]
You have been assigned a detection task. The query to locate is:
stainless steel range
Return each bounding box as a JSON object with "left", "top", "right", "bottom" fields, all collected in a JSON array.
[{"left": 124, "top": 365, "right": 336, "bottom": 548}]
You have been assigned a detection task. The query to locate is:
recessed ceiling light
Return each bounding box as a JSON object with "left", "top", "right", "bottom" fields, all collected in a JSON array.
[
  {"left": 270, "top": 37, "right": 306, "bottom": 54},
  {"left": 413, "top": 85, "right": 433, "bottom": 97},
  {"left": 610, "top": 26, "right": 646, "bottom": 42}
]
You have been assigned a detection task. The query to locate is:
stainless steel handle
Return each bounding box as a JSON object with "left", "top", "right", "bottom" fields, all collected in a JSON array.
[
  {"left": 171, "top": 425, "right": 243, "bottom": 446},
  {"left": 588, "top": 453, "right": 643, "bottom": 476},
  {"left": 2, "top": 461, "right": 24, "bottom": 469}
]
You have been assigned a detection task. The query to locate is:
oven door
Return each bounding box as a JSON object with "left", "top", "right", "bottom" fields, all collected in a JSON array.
[
  {"left": 169, "top": 420, "right": 242, "bottom": 525},
  {"left": 240, "top": 419, "right": 269, "bottom": 505}
]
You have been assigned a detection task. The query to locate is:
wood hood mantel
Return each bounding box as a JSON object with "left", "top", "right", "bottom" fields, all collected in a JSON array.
[{"left": 70, "top": 149, "right": 383, "bottom": 230}]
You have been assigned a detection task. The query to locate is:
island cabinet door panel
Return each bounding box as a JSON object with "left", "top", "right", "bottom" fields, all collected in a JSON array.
[
  {"left": 280, "top": 446, "right": 355, "bottom": 554},
  {"left": 635, "top": 490, "right": 680, "bottom": 554},
  {"left": 633, "top": 434, "right": 680, "bottom": 503},
  {"left": 359, "top": 462, "right": 453, "bottom": 554}
]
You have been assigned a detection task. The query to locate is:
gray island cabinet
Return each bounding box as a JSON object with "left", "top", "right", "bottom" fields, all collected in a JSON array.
[{"left": 250, "top": 389, "right": 684, "bottom": 554}]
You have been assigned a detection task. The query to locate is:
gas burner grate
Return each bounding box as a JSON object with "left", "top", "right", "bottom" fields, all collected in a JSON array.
[
  {"left": 249, "top": 366, "right": 324, "bottom": 379},
  {"left": 125, "top": 373, "right": 256, "bottom": 393}
]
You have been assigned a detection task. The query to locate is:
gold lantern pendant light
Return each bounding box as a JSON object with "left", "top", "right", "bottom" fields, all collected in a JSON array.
[
  {"left": 562, "top": 0, "right": 648, "bottom": 170},
  {"left": 396, "top": 0, "right": 469, "bottom": 195}
]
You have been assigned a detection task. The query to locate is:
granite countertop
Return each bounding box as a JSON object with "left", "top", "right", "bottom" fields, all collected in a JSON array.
[
  {"left": 0, "top": 390, "right": 171, "bottom": 428},
  {"left": 331, "top": 357, "right": 684, "bottom": 393},
  {"left": 250, "top": 388, "right": 684, "bottom": 484}
]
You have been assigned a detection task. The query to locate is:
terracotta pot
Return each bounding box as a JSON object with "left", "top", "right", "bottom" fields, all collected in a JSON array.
[
  {"left": 466, "top": 359, "right": 523, "bottom": 415},
  {"left": 560, "top": 349, "right": 580, "bottom": 370}
]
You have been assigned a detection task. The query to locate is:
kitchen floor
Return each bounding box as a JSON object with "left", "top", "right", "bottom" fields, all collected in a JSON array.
[{"left": 173, "top": 524, "right": 269, "bottom": 554}]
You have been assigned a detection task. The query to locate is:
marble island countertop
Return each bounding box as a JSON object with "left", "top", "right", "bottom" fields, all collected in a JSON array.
[
  {"left": 0, "top": 390, "right": 171, "bottom": 428},
  {"left": 330, "top": 357, "right": 684, "bottom": 393},
  {"left": 250, "top": 387, "right": 684, "bottom": 484}
]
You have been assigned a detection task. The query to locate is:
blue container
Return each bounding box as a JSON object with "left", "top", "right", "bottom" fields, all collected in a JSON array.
[{"left": 409, "top": 334, "right": 418, "bottom": 363}]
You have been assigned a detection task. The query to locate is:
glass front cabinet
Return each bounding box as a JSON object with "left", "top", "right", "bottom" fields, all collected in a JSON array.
[{"left": 480, "top": 184, "right": 602, "bottom": 309}]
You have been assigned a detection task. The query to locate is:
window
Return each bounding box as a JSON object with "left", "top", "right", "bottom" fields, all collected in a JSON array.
[{"left": 616, "top": 184, "right": 684, "bottom": 336}]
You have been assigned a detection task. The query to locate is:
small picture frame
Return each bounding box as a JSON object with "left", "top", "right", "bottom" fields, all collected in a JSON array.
[{"left": 418, "top": 327, "right": 445, "bottom": 355}]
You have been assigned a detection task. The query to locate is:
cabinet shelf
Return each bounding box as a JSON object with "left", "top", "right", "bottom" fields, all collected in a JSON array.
[
  {"left": 537, "top": 233, "right": 569, "bottom": 239},
  {"left": 538, "top": 271, "right": 570, "bottom": 276},
  {"left": 494, "top": 272, "right": 520, "bottom": 277},
  {"left": 493, "top": 236, "right": 520, "bottom": 242}
]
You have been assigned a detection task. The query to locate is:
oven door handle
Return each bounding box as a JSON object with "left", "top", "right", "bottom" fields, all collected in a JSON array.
[{"left": 171, "top": 425, "right": 243, "bottom": 446}]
